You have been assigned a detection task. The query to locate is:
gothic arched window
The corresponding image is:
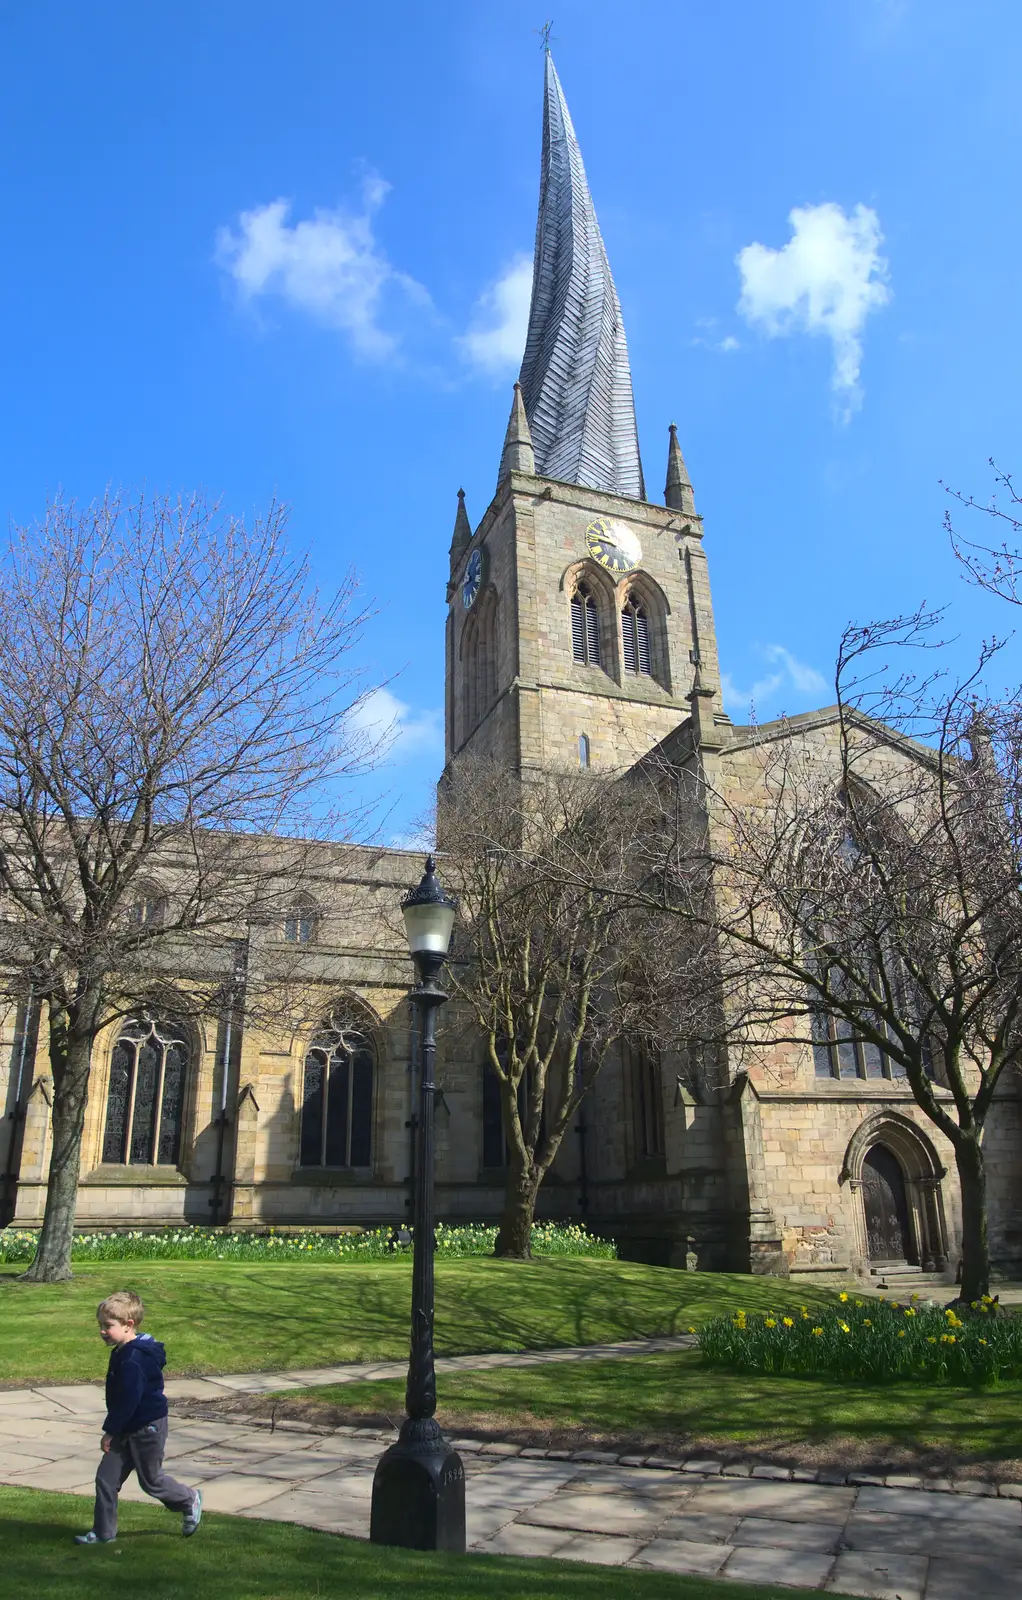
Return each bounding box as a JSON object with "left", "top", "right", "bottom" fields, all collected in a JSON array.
[
  {"left": 284, "top": 896, "right": 318, "bottom": 944},
  {"left": 571, "top": 584, "right": 601, "bottom": 665},
  {"left": 623, "top": 1037, "right": 664, "bottom": 1161},
  {"left": 102, "top": 1017, "right": 189, "bottom": 1166},
  {"left": 461, "top": 592, "right": 498, "bottom": 737},
  {"left": 578, "top": 733, "right": 590, "bottom": 769},
  {"left": 299, "top": 1016, "right": 374, "bottom": 1168},
  {"left": 127, "top": 881, "right": 167, "bottom": 928},
  {"left": 621, "top": 596, "right": 652, "bottom": 676}
]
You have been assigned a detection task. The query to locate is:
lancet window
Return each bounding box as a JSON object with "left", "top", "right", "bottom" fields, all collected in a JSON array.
[
  {"left": 462, "top": 593, "right": 498, "bottom": 735},
  {"left": 102, "top": 1017, "right": 189, "bottom": 1166},
  {"left": 624, "top": 1037, "right": 664, "bottom": 1161},
  {"left": 571, "top": 584, "right": 601, "bottom": 666},
  {"left": 299, "top": 1016, "right": 374, "bottom": 1168}
]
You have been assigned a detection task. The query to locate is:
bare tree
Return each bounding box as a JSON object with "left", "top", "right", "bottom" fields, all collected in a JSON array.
[
  {"left": 439, "top": 756, "right": 657, "bottom": 1258},
  {"left": 944, "top": 459, "right": 1022, "bottom": 605},
  {"left": 0, "top": 492, "right": 377, "bottom": 1281},
  {"left": 622, "top": 616, "right": 1022, "bottom": 1303}
]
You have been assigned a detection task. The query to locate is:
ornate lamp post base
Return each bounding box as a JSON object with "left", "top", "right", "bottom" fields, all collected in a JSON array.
[{"left": 370, "top": 1417, "right": 465, "bottom": 1551}]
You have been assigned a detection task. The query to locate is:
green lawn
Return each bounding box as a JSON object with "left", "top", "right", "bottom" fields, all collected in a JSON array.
[
  {"left": 0, "top": 1260, "right": 842, "bottom": 1384},
  {"left": 0, "top": 1487, "right": 853, "bottom": 1599},
  {"left": 270, "top": 1348, "right": 1022, "bottom": 1472}
]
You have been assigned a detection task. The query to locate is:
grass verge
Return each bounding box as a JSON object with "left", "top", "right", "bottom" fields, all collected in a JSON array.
[
  {"left": 0, "top": 1486, "right": 851, "bottom": 1599},
  {"left": 236, "top": 1348, "right": 1022, "bottom": 1478},
  {"left": 0, "top": 1261, "right": 841, "bottom": 1385}
]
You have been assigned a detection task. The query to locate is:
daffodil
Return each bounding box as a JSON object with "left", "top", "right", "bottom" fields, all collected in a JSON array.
[
  {"left": 764, "top": 1317, "right": 777, "bottom": 1329},
  {"left": 812, "top": 1327, "right": 823, "bottom": 1337},
  {"left": 839, "top": 1292, "right": 849, "bottom": 1302},
  {"left": 782, "top": 1317, "right": 794, "bottom": 1328}
]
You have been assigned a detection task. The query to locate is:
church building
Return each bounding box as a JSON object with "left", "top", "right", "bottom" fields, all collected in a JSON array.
[{"left": 3, "top": 55, "right": 1021, "bottom": 1283}]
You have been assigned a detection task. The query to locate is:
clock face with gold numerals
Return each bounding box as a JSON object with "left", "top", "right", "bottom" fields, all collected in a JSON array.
[
  {"left": 462, "top": 546, "right": 483, "bottom": 609},
  {"left": 585, "top": 516, "right": 642, "bottom": 574}
]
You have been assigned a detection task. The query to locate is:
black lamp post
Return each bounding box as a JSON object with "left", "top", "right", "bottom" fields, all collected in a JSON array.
[{"left": 370, "top": 856, "right": 465, "bottom": 1552}]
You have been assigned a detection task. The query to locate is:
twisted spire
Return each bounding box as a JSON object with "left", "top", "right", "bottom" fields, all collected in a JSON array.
[{"left": 516, "top": 54, "right": 645, "bottom": 501}]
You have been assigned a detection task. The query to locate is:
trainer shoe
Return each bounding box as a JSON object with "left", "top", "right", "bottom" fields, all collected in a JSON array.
[
  {"left": 74, "top": 1530, "right": 115, "bottom": 1544},
  {"left": 182, "top": 1488, "right": 202, "bottom": 1537}
]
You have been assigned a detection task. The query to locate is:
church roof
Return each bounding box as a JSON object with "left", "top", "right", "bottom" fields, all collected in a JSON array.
[{"left": 516, "top": 53, "right": 646, "bottom": 502}]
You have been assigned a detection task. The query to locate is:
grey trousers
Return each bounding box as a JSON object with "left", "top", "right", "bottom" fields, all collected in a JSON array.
[{"left": 93, "top": 1415, "right": 194, "bottom": 1539}]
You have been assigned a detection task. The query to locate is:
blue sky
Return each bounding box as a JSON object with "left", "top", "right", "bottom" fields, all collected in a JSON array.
[{"left": 1, "top": 2, "right": 1020, "bottom": 844}]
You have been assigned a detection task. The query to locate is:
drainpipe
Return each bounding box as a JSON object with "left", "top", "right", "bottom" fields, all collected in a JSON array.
[{"left": 209, "top": 943, "right": 247, "bottom": 1226}]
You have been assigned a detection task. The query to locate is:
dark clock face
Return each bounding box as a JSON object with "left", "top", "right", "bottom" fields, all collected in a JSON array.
[
  {"left": 585, "top": 516, "right": 642, "bottom": 574},
  {"left": 462, "top": 547, "right": 483, "bottom": 609}
]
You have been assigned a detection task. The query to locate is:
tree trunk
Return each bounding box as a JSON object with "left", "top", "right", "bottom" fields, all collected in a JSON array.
[
  {"left": 494, "top": 1160, "right": 542, "bottom": 1258},
  {"left": 20, "top": 1003, "right": 97, "bottom": 1283},
  {"left": 953, "top": 1132, "right": 990, "bottom": 1304}
]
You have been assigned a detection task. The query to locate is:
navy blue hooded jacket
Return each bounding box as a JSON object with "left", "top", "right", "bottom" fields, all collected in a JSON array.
[{"left": 103, "top": 1334, "right": 169, "bottom": 1436}]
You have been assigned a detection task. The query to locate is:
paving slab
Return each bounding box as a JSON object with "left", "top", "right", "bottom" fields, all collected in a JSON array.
[
  {"left": 687, "top": 1477, "right": 856, "bottom": 1520},
  {"left": 197, "top": 1472, "right": 300, "bottom": 1514},
  {"left": 827, "top": 1550, "right": 928, "bottom": 1600},
  {"left": 923, "top": 1553, "right": 1022, "bottom": 1600},
  {"left": 568, "top": 1466, "right": 691, "bottom": 1499},
  {"left": 520, "top": 1489, "right": 666, "bottom": 1537},
  {"left": 31, "top": 1386, "right": 105, "bottom": 1414},
  {"left": 477, "top": 1523, "right": 643, "bottom": 1564},
  {"left": 731, "top": 1515, "right": 843, "bottom": 1553},
  {"left": 856, "top": 1484, "right": 1021, "bottom": 1526},
  {"left": 630, "top": 1537, "right": 731, "bottom": 1576},
  {"left": 844, "top": 1510, "right": 1022, "bottom": 1559},
  {"left": 721, "top": 1545, "right": 835, "bottom": 1588},
  {"left": 655, "top": 1510, "right": 737, "bottom": 1543}
]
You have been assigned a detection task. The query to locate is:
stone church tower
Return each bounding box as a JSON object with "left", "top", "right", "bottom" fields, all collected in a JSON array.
[{"left": 445, "top": 52, "right": 730, "bottom": 781}]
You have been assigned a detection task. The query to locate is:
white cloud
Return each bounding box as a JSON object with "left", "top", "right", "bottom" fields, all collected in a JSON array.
[
  {"left": 215, "top": 173, "right": 428, "bottom": 359},
  {"left": 721, "top": 646, "right": 829, "bottom": 719},
  {"left": 719, "top": 335, "right": 741, "bottom": 353},
  {"left": 347, "top": 687, "right": 442, "bottom": 764},
  {"left": 459, "top": 254, "right": 533, "bottom": 375},
  {"left": 736, "top": 202, "right": 890, "bottom": 418}
]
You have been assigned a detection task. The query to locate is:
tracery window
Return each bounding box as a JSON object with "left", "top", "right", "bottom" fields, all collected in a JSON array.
[
  {"left": 299, "top": 1016, "right": 374, "bottom": 1168},
  {"left": 621, "top": 597, "right": 651, "bottom": 676},
  {"left": 571, "top": 584, "right": 601, "bottom": 666},
  {"left": 624, "top": 1037, "right": 664, "bottom": 1160},
  {"left": 127, "top": 885, "right": 167, "bottom": 927},
  {"left": 811, "top": 1013, "right": 894, "bottom": 1080},
  {"left": 284, "top": 899, "right": 317, "bottom": 944},
  {"left": 102, "top": 1017, "right": 189, "bottom": 1166}
]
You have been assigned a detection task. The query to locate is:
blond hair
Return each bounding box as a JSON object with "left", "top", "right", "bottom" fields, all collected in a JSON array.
[{"left": 97, "top": 1291, "right": 145, "bottom": 1328}]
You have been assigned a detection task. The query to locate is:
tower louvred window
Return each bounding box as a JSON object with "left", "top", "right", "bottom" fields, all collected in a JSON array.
[
  {"left": 571, "top": 585, "right": 601, "bottom": 665},
  {"left": 622, "top": 597, "right": 651, "bottom": 675}
]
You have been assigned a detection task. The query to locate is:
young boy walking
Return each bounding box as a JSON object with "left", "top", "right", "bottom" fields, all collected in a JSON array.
[{"left": 75, "top": 1290, "right": 201, "bottom": 1545}]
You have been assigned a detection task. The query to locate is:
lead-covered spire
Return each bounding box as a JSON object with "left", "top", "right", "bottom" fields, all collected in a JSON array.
[{"left": 515, "top": 53, "right": 645, "bottom": 501}]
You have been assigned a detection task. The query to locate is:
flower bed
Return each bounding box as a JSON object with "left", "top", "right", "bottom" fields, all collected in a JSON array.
[
  {"left": 0, "top": 1221, "right": 616, "bottom": 1265},
  {"left": 699, "top": 1291, "right": 1019, "bottom": 1385}
]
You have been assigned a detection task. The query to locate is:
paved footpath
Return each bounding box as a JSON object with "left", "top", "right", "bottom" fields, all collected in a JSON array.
[{"left": 0, "top": 1344, "right": 1019, "bottom": 1600}]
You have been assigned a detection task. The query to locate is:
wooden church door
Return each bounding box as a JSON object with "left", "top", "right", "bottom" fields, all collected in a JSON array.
[{"left": 862, "top": 1145, "right": 913, "bottom": 1263}]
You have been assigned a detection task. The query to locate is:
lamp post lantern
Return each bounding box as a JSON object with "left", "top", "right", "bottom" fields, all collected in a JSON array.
[{"left": 370, "top": 856, "right": 465, "bottom": 1552}]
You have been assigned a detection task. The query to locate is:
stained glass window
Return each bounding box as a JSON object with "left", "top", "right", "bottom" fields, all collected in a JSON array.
[
  {"left": 299, "top": 1019, "right": 374, "bottom": 1168},
  {"left": 101, "top": 1018, "right": 189, "bottom": 1166}
]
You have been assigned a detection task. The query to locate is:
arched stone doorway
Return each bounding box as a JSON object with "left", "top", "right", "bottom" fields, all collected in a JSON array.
[
  {"left": 862, "top": 1144, "right": 913, "bottom": 1264},
  {"left": 841, "top": 1114, "right": 950, "bottom": 1274}
]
